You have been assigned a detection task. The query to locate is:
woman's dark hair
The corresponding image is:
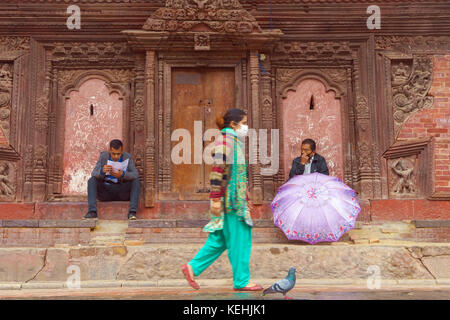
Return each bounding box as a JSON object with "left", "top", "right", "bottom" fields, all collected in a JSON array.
[
  {"left": 301, "top": 138, "right": 316, "bottom": 151},
  {"left": 109, "top": 139, "right": 123, "bottom": 150},
  {"left": 216, "top": 108, "right": 247, "bottom": 130}
]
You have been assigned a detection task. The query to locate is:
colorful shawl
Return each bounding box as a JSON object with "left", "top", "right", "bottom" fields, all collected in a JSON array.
[{"left": 203, "top": 127, "right": 253, "bottom": 232}]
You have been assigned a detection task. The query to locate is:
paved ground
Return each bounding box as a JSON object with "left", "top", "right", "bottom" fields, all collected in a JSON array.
[{"left": 1, "top": 286, "right": 449, "bottom": 300}]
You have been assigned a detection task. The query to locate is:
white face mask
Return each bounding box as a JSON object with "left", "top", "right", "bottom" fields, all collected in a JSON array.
[{"left": 235, "top": 124, "right": 249, "bottom": 138}]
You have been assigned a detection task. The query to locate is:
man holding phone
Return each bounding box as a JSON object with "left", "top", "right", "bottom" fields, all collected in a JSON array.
[{"left": 288, "top": 138, "right": 329, "bottom": 180}]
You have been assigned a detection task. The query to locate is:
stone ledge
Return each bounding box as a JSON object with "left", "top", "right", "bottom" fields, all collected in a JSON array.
[
  {"left": 2, "top": 279, "right": 450, "bottom": 291},
  {"left": 0, "top": 220, "right": 96, "bottom": 228},
  {"left": 121, "top": 281, "right": 158, "bottom": 288},
  {"left": 63, "top": 281, "right": 122, "bottom": 289},
  {"left": 428, "top": 192, "right": 450, "bottom": 201},
  {"left": 3, "top": 220, "right": 39, "bottom": 228},
  {"left": 21, "top": 282, "right": 64, "bottom": 290},
  {"left": 414, "top": 220, "right": 450, "bottom": 228},
  {"left": 0, "top": 283, "right": 21, "bottom": 290},
  {"left": 128, "top": 219, "right": 275, "bottom": 228}
]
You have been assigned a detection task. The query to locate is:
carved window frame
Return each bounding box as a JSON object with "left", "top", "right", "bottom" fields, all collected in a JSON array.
[
  {"left": 275, "top": 68, "right": 355, "bottom": 189},
  {"left": 0, "top": 40, "right": 29, "bottom": 201},
  {"left": 48, "top": 69, "right": 133, "bottom": 201}
]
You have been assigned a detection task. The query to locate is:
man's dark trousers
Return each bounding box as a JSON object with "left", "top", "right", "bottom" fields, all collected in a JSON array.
[{"left": 88, "top": 177, "right": 140, "bottom": 213}]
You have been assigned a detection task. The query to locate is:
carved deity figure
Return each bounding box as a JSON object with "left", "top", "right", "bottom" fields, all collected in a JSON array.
[
  {"left": 0, "top": 64, "right": 12, "bottom": 82},
  {"left": 0, "top": 162, "right": 13, "bottom": 196},
  {"left": 392, "top": 159, "right": 415, "bottom": 194},
  {"left": 392, "top": 62, "right": 410, "bottom": 83}
]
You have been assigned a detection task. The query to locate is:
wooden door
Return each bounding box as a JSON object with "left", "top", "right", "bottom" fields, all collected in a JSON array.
[{"left": 171, "top": 67, "right": 235, "bottom": 200}]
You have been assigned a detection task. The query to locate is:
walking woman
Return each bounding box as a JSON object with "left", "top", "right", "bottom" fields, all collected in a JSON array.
[{"left": 181, "top": 108, "right": 263, "bottom": 291}]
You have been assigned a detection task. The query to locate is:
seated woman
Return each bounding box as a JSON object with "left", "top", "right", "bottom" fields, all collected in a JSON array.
[{"left": 288, "top": 138, "right": 329, "bottom": 180}]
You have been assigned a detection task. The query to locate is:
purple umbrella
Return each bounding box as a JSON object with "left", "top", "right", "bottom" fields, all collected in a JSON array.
[{"left": 271, "top": 173, "right": 360, "bottom": 244}]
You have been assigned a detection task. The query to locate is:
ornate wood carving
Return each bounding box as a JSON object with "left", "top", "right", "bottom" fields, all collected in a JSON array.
[
  {"left": 376, "top": 36, "right": 450, "bottom": 53},
  {"left": 144, "top": 51, "right": 156, "bottom": 207},
  {"left": 249, "top": 50, "right": 262, "bottom": 204},
  {"left": 277, "top": 68, "right": 346, "bottom": 99},
  {"left": 194, "top": 34, "right": 210, "bottom": 51},
  {"left": 132, "top": 54, "right": 146, "bottom": 187},
  {"left": 32, "top": 143, "right": 48, "bottom": 200},
  {"left": 390, "top": 158, "right": 416, "bottom": 195},
  {"left": 143, "top": 0, "right": 262, "bottom": 34},
  {"left": 273, "top": 41, "right": 353, "bottom": 64},
  {"left": 0, "top": 36, "right": 30, "bottom": 60},
  {"left": 391, "top": 55, "right": 434, "bottom": 137},
  {"left": 382, "top": 138, "right": 433, "bottom": 199},
  {"left": 259, "top": 53, "right": 276, "bottom": 200},
  {"left": 51, "top": 42, "right": 134, "bottom": 66},
  {"left": 0, "top": 63, "right": 13, "bottom": 143},
  {"left": 0, "top": 37, "right": 30, "bottom": 201},
  {"left": 0, "top": 161, "right": 16, "bottom": 201}
]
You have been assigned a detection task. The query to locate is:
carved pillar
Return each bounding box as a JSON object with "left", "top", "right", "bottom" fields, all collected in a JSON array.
[
  {"left": 157, "top": 56, "right": 164, "bottom": 194},
  {"left": 352, "top": 51, "right": 374, "bottom": 199},
  {"left": 133, "top": 54, "right": 146, "bottom": 197},
  {"left": 49, "top": 66, "right": 61, "bottom": 195},
  {"left": 249, "top": 50, "right": 263, "bottom": 204},
  {"left": 259, "top": 53, "right": 275, "bottom": 200},
  {"left": 32, "top": 47, "right": 50, "bottom": 202},
  {"left": 144, "top": 50, "right": 156, "bottom": 207}
]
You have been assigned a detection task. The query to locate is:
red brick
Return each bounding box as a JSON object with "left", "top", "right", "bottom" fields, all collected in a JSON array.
[
  {"left": 413, "top": 200, "right": 450, "bottom": 220},
  {"left": 370, "top": 200, "right": 414, "bottom": 221},
  {"left": 0, "top": 204, "right": 36, "bottom": 219},
  {"left": 428, "top": 129, "right": 448, "bottom": 134}
]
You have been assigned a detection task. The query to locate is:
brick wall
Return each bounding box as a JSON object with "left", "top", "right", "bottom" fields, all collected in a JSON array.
[{"left": 397, "top": 54, "right": 450, "bottom": 194}]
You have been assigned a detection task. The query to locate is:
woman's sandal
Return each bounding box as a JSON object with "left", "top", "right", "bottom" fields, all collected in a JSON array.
[
  {"left": 233, "top": 284, "right": 264, "bottom": 291},
  {"left": 181, "top": 264, "right": 200, "bottom": 290}
]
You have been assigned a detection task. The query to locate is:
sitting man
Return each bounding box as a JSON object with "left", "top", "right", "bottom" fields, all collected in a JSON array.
[
  {"left": 84, "top": 139, "right": 140, "bottom": 220},
  {"left": 288, "top": 138, "right": 329, "bottom": 180}
]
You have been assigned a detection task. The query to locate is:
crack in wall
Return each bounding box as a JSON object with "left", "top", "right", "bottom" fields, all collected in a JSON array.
[
  {"left": 412, "top": 255, "right": 437, "bottom": 280},
  {"left": 25, "top": 249, "right": 48, "bottom": 283}
]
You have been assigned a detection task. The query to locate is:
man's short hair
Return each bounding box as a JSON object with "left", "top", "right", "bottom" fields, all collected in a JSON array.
[
  {"left": 301, "top": 138, "right": 316, "bottom": 151},
  {"left": 109, "top": 139, "right": 123, "bottom": 150}
]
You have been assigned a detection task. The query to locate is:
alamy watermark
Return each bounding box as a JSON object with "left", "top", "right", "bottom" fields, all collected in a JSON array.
[
  {"left": 366, "top": 265, "right": 381, "bottom": 289},
  {"left": 66, "top": 265, "right": 81, "bottom": 289},
  {"left": 67, "top": 5, "right": 81, "bottom": 30},
  {"left": 171, "top": 123, "right": 280, "bottom": 176},
  {"left": 366, "top": 5, "right": 381, "bottom": 30}
]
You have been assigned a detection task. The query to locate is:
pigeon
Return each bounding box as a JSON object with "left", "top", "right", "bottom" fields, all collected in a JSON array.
[{"left": 262, "top": 267, "right": 297, "bottom": 300}]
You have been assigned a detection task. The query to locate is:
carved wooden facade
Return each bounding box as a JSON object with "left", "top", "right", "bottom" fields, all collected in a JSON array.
[{"left": 0, "top": 0, "right": 449, "bottom": 208}]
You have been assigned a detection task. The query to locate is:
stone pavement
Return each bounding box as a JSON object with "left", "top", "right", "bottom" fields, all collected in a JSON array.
[{"left": 1, "top": 285, "right": 450, "bottom": 300}]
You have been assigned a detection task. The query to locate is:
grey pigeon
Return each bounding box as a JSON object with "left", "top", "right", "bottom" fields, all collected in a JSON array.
[{"left": 262, "top": 267, "right": 297, "bottom": 299}]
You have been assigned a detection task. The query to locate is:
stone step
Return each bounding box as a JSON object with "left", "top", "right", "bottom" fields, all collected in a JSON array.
[
  {"left": 89, "top": 236, "right": 125, "bottom": 246},
  {"left": 0, "top": 201, "right": 354, "bottom": 221},
  {"left": 1, "top": 199, "right": 449, "bottom": 222},
  {"left": 2, "top": 219, "right": 448, "bottom": 247},
  {"left": 0, "top": 243, "right": 449, "bottom": 284}
]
